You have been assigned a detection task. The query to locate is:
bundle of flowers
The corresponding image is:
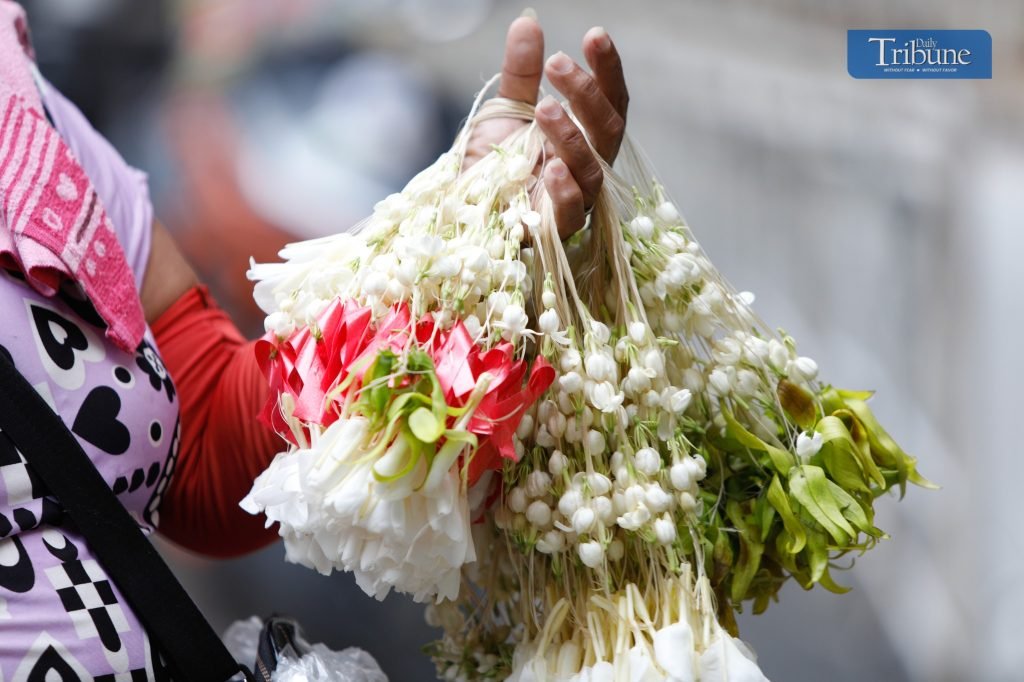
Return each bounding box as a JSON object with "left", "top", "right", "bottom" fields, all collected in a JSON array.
[{"left": 243, "top": 78, "right": 932, "bottom": 681}]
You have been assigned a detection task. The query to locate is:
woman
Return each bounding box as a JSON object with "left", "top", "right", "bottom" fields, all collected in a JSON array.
[{"left": 0, "top": 3, "right": 629, "bottom": 678}]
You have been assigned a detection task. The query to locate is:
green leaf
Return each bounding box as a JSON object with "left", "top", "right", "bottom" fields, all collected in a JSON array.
[
  {"left": 843, "top": 398, "right": 936, "bottom": 497},
  {"left": 727, "top": 501, "right": 765, "bottom": 604},
  {"left": 829, "top": 410, "right": 886, "bottom": 488},
  {"left": 803, "top": 528, "right": 830, "bottom": 584},
  {"left": 818, "top": 566, "right": 852, "bottom": 594},
  {"left": 788, "top": 465, "right": 855, "bottom": 545},
  {"left": 408, "top": 407, "right": 444, "bottom": 443},
  {"left": 767, "top": 474, "right": 806, "bottom": 554},
  {"left": 816, "top": 416, "right": 871, "bottom": 494},
  {"left": 721, "top": 407, "right": 795, "bottom": 475}
]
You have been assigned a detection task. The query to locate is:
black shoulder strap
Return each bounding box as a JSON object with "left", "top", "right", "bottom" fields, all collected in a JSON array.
[{"left": 0, "top": 350, "right": 251, "bottom": 682}]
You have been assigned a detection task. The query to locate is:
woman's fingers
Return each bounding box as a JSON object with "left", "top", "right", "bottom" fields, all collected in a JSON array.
[
  {"left": 543, "top": 158, "right": 587, "bottom": 240},
  {"left": 544, "top": 51, "right": 625, "bottom": 163},
  {"left": 497, "top": 17, "right": 544, "bottom": 103},
  {"left": 582, "top": 27, "right": 629, "bottom": 122},
  {"left": 535, "top": 96, "right": 604, "bottom": 216}
]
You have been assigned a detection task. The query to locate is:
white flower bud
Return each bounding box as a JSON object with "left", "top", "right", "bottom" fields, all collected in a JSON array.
[
  {"left": 634, "top": 447, "right": 661, "bottom": 476},
  {"left": 678, "top": 492, "right": 698, "bottom": 513},
  {"left": 654, "top": 515, "right": 677, "bottom": 545},
  {"left": 645, "top": 484, "right": 674, "bottom": 513},
  {"left": 538, "top": 399, "right": 557, "bottom": 424},
  {"left": 516, "top": 414, "right": 534, "bottom": 440},
  {"left": 559, "top": 371, "right": 584, "bottom": 394},
  {"left": 643, "top": 390, "right": 661, "bottom": 408},
  {"left": 709, "top": 368, "right": 733, "bottom": 396},
  {"left": 558, "top": 489, "right": 584, "bottom": 517},
  {"left": 656, "top": 201, "right": 680, "bottom": 223},
  {"left": 796, "top": 431, "right": 824, "bottom": 460},
  {"left": 526, "top": 471, "right": 552, "bottom": 498},
  {"left": 587, "top": 472, "right": 613, "bottom": 496},
  {"left": 264, "top": 311, "right": 295, "bottom": 338},
  {"left": 692, "top": 454, "right": 707, "bottom": 479},
  {"left": 584, "top": 352, "right": 616, "bottom": 383},
  {"left": 735, "top": 369, "right": 760, "bottom": 398},
  {"left": 542, "top": 290, "right": 557, "bottom": 308},
  {"left": 536, "top": 425, "right": 557, "bottom": 448},
  {"left": 670, "top": 463, "right": 692, "bottom": 491},
  {"left": 682, "top": 367, "right": 704, "bottom": 393},
  {"left": 643, "top": 349, "right": 665, "bottom": 377},
  {"left": 791, "top": 356, "right": 819, "bottom": 382},
  {"left": 592, "top": 496, "right": 615, "bottom": 525},
  {"left": 624, "top": 484, "right": 646, "bottom": 509},
  {"left": 429, "top": 255, "right": 461, "bottom": 278},
  {"left": 500, "top": 303, "right": 529, "bottom": 338},
  {"left": 536, "top": 529, "right": 566, "bottom": 554},
  {"left": 607, "top": 538, "right": 625, "bottom": 561},
  {"left": 548, "top": 412, "right": 567, "bottom": 439},
  {"left": 572, "top": 507, "right": 597, "bottom": 535},
  {"left": 548, "top": 450, "right": 569, "bottom": 476},
  {"left": 629, "top": 215, "right": 655, "bottom": 239},
  {"left": 668, "top": 388, "right": 693, "bottom": 414},
  {"left": 578, "top": 540, "right": 605, "bottom": 568},
  {"left": 610, "top": 451, "right": 625, "bottom": 470},
  {"left": 589, "top": 381, "right": 624, "bottom": 413},
  {"left": 584, "top": 430, "right": 607, "bottom": 457},
  {"left": 539, "top": 309, "right": 560, "bottom": 334},
  {"left": 617, "top": 504, "right": 651, "bottom": 531},
  {"left": 526, "top": 500, "right": 552, "bottom": 528},
  {"left": 560, "top": 349, "right": 582, "bottom": 372},
  {"left": 507, "top": 487, "right": 528, "bottom": 513},
  {"left": 628, "top": 322, "right": 647, "bottom": 344},
  {"left": 626, "top": 367, "right": 652, "bottom": 394},
  {"left": 362, "top": 271, "right": 389, "bottom": 297},
  {"left": 614, "top": 336, "right": 631, "bottom": 363},
  {"left": 589, "top": 320, "right": 611, "bottom": 345},
  {"left": 768, "top": 339, "right": 789, "bottom": 371}
]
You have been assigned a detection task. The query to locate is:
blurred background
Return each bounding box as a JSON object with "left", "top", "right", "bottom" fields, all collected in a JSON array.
[{"left": 18, "top": 0, "right": 1023, "bottom": 679}]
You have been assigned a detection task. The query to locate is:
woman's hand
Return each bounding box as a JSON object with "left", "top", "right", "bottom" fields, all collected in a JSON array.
[{"left": 464, "top": 16, "right": 629, "bottom": 239}]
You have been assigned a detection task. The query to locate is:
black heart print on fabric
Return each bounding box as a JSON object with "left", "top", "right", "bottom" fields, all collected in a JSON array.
[
  {"left": 30, "top": 306, "right": 88, "bottom": 371},
  {"left": 72, "top": 387, "right": 130, "bottom": 455}
]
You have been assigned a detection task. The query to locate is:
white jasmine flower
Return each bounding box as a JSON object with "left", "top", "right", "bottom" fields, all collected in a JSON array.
[
  {"left": 796, "top": 431, "right": 824, "bottom": 461},
  {"left": 498, "top": 303, "right": 530, "bottom": 339},
  {"left": 526, "top": 471, "right": 552, "bottom": 499},
  {"left": 670, "top": 463, "right": 692, "bottom": 492},
  {"left": 542, "top": 289, "right": 557, "bottom": 308},
  {"left": 589, "top": 381, "right": 625, "bottom": 413},
  {"left": 592, "top": 496, "right": 615, "bottom": 526},
  {"left": 558, "top": 489, "right": 584, "bottom": 518},
  {"left": 548, "top": 450, "right": 569, "bottom": 476},
  {"left": 560, "top": 348, "right": 582, "bottom": 372},
  {"left": 586, "top": 472, "right": 613, "bottom": 496},
  {"left": 578, "top": 541, "right": 605, "bottom": 568},
  {"left": 507, "top": 487, "right": 528, "bottom": 513},
  {"left": 645, "top": 484, "right": 674, "bottom": 513},
  {"left": 617, "top": 504, "right": 651, "bottom": 531},
  {"left": 538, "top": 309, "right": 560, "bottom": 334},
  {"left": 526, "top": 500, "right": 552, "bottom": 528},
  {"left": 634, "top": 448, "right": 661, "bottom": 476},
  {"left": 628, "top": 321, "right": 647, "bottom": 344},
  {"left": 559, "top": 371, "right": 584, "bottom": 394},
  {"left": 789, "top": 356, "right": 819, "bottom": 382},
  {"left": 628, "top": 215, "right": 655, "bottom": 239},
  {"left": 515, "top": 414, "right": 534, "bottom": 440},
  {"left": 625, "top": 367, "right": 652, "bottom": 394},
  {"left": 572, "top": 507, "right": 597, "bottom": 535},
  {"left": 709, "top": 368, "right": 734, "bottom": 396},
  {"left": 547, "top": 412, "right": 567, "bottom": 439},
  {"left": 735, "top": 369, "right": 761, "bottom": 398},
  {"left": 656, "top": 201, "right": 680, "bottom": 222},
  {"left": 584, "top": 430, "right": 607, "bottom": 456},
  {"left": 678, "top": 492, "right": 698, "bottom": 513},
  {"left": 767, "top": 339, "right": 789, "bottom": 371},
  {"left": 589, "top": 320, "right": 611, "bottom": 345},
  {"left": 682, "top": 367, "right": 705, "bottom": 393},
  {"left": 654, "top": 515, "right": 677, "bottom": 545},
  {"left": 536, "top": 530, "right": 566, "bottom": 554},
  {"left": 668, "top": 388, "right": 693, "bottom": 414}
]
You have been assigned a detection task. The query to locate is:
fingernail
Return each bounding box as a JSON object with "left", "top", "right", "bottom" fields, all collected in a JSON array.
[
  {"left": 593, "top": 27, "right": 611, "bottom": 51},
  {"left": 520, "top": 7, "right": 538, "bottom": 20},
  {"left": 549, "top": 158, "right": 568, "bottom": 178},
  {"left": 548, "top": 51, "right": 573, "bottom": 74},
  {"left": 537, "top": 95, "right": 561, "bottom": 118}
]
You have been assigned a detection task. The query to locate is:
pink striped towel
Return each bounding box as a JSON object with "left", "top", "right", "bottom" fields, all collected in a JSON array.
[{"left": 0, "top": 1, "right": 144, "bottom": 353}]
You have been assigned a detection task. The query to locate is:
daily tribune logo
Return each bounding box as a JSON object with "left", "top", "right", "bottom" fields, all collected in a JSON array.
[{"left": 848, "top": 30, "right": 992, "bottom": 79}]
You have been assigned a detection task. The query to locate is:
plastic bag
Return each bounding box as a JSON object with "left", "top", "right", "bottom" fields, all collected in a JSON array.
[{"left": 223, "top": 617, "right": 388, "bottom": 682}]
